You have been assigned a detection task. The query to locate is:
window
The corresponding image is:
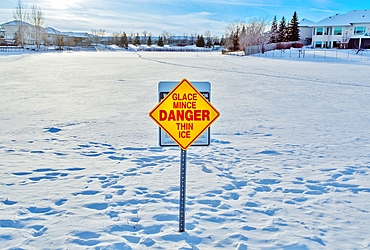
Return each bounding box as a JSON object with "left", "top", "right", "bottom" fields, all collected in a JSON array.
[
  {"left": 354, "top": 26, "right": 366, "bottom": 35},
  {"left": 324, "top": 28, "right": 330, "bottom": 35},
  {"left": 334, "top": 27, "right": 342, "bottom": 35},
  {"left": 316, "top": 27, "right": 323, "bottom": 35},
  {"left": 315, "top": 41, "right": 322, "bottom": 48}
]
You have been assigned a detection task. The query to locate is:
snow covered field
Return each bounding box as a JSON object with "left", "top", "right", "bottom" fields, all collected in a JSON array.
[{"left": 1, "top": 51, "right": 370, "bottom": 249}]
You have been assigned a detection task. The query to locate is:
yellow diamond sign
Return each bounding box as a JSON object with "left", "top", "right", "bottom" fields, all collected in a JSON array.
[{"left": 149, "top": 78, "right": 220, "bottom": 150}]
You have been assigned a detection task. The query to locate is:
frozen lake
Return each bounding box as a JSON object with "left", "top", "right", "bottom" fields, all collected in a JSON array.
[{"left": 1, "top": 51, "right": 370, "bottom": 249}]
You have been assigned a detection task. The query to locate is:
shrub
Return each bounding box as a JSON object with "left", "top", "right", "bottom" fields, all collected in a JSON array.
[
  {"left": 276, "top": 43, "right": 291, "bottom": 50},
  {"left": 291, "top": 42, "right": 304, "bottom": 48}
]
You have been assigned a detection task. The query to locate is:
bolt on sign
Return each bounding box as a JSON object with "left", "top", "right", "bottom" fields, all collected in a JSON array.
[{"left": 149, "top": 78, "right": 220, "bottom": 150}]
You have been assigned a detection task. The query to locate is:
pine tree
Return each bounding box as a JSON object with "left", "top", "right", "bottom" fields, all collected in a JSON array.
[
  {"left": 196, "top": 35, "right": 205, "bottom": 47},
  {"left": 147, "top": 36, "right": 152, "bottom": 47},
  {"left": 121, "top": 32, "right": 128, "bottom": 48},
  {"left": 134, "top": 33, "right": 141, "bottom": 46},
  {"left": 270, "top": 15, "right": 278, "bottom": 43},
  {"left": 287, "top": 11, "right": 300, "bottom": 41},
  {"left": 220, "top": 35, "right": 226, "bottom": 46},
  {"left": 206, "top": 36, "right": 213, "bottom": 47},
  {"left": 278, "top": 16, "right": 287, "bottom": 42},
  {"left": 157, "top": 36, "right": 164, "bottom": 47}
]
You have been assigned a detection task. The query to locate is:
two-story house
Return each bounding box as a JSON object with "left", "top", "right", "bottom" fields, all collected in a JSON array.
[{"left": 311, "top": 10, "right": 370, "bottom": 49}]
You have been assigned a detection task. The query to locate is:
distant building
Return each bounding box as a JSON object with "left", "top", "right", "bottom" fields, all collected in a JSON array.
[
  {"left": 61, "top": 32, "right": 92, "bottom": 47},
  {"left": 44, "top": 27, "right": 65, "bottom": 46},
  {"left": 0, "top": 20, "right": 93, "bottom": 47},
  {"left": 1, "top": 20, "right": 36, "bottom": 45},
  {"left": 311, "top": 10, "right": 370, "bottom": 49},
  {"left": 0, "top": 25, "right": 5, "bottom": 45},
  {"left": 299, "top": 18, "right": 315, "bottom": 45}
]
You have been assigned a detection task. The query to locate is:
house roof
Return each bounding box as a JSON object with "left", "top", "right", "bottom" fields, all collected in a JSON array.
[
  {"left": 45, "top": 27, "right": 63, "bottom": 35},
  {"left": 312, "top": 10, "right": 370, "bottom": 27},
  {"left": 1, "top": 20, "right": 32, "bottom": 26},
  {"left": 299, "top": 18, "right": 315, "bottom": 27}
]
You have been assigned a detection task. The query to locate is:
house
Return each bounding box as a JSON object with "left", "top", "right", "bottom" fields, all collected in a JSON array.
[
  {"left": 299, "top": 18, "right": 315, "bottom": 45},
  {"left": 311, "top": 10, "right": 370, "bottom": 49},
  {"left": 61, "top": 32, "right": 92, "bottom": 47},
  {"left": 45, "top": 26, "right": 65, "bottom": 46},
  {"left": 0, "top": 20, "right": 93, "bottom": 47},
  {"left": 1, "top": 20, "right": 38, "bottom": 45}
]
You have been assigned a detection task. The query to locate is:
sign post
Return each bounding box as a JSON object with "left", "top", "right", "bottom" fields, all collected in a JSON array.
[
  {"left": 149, "top": 78, "right": 220, "bottom": 232},
  {"left": 179, "top": 149, "right": 187, "bottom": 232}
]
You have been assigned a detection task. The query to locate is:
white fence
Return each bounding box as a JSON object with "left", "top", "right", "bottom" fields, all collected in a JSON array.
[
  {"left": 247, "top": 48, "right": 369, "bottom": 60},
  {"left": 0, "top": 46, "right": 97, "bottom": 53}
]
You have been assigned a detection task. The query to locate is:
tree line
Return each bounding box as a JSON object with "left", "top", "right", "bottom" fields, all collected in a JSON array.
[
  {"left": 226, "top": 11, "right": 300, "bottom": 52},
  {"left": 10, "top": 0, "right": 300, "bottom": 50},
  {"left": 105, "top": 31, "right": 219, "bottom": 48}
]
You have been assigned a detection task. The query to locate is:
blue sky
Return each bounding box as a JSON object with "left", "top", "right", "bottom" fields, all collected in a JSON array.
[{"left": 1, "top": 0, "right": 369, "bottom": 36}]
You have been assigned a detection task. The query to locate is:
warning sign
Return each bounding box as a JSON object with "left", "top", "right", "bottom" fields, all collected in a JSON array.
[{"left": 149, "top": 78, "right": 220, "bottom": 150}]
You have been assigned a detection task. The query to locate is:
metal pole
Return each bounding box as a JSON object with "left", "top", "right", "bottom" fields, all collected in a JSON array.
[{"left": 179, "top": 148, "right": 187, "bottom": 232}]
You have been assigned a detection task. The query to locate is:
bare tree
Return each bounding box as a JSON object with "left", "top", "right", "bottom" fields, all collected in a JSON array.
[
  {"left": 91, "top": 29, "right": 105, "bottom": 45},
  {"left": 225, "top": 19, "right": 245, "bottom": 51},
  {"left": 30, "top": 4, "right": 44, "bottom": 49},
  {"left": 182, "top": 33, "right": 188, "bottom": 45},
  {"left": 162, "top": 31, "right": 170, "bottom": 45},
  {"left": 13, "top": 0, "right": 28, "bottom": 46},
  {"left": 204, "top": 30, "right": 211, "bottom": 39},
  {"left": 142, "top": 30, "right": 147, "bottom": 44},
  {"left": 204, "top": 30, "right": 212, "bottom": 47},
  {"left": 112, "top": 32, "right": 119, "bottom": 45},
  {"left": 213, "top": 35, "right": 220, "bottom": 45},
  {"left": 190, "top": 33, "right": 197, "bottom": 45},
  {"left": 99, "top": 29, "right": 105, "bottom": 42},
  {"left": 238, "top": 17, "right": 270, "bottom": 51},
  {"left": 91, "top": 30, "right": 99, "bottom": 45}
]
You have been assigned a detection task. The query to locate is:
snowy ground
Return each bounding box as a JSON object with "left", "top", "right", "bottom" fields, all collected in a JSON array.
[{"left": 1, "top": 51, "right": 370, "bottom": 249}]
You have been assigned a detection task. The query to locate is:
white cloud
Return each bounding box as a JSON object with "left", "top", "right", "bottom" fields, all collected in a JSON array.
[{"left": 1, "top": 0, "right": 369, "bottom": 37}]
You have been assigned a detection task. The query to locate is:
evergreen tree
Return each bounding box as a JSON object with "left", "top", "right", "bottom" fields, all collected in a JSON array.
[
  {"left": 121, "top": 32, "right": 128, "bottom": 48},
  {"left": 278, "top": 16, "right": 287, "bottom": 42},
  {"left": 228, "top": 31, "right": 236, "bottom": 50},
  {"left": 147, "top": 36, "right": 152, "bottom": 47},
  {"left": 196, "top": 35, "right": 205, "bottom": 47},
  {"left": 287, "top": 11, "right": 300, "bottom": 41},
  {"left": 157, "top": 36, "right": 164, "bottom": 47},
  {"left": 220, "top": 35, "right": 226, "bottom": 46},
  {"left": 270, "top": 15, "right": 278, "bottom": 43},
  {"left": 134, "top": 33, "right": 141, "bottom": 45},
  {"left": 206, "top": 36, "right": 213, "bottom": 47}
]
